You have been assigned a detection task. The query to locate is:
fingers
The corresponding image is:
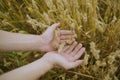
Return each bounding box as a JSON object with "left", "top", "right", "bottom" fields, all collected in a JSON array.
[
  {"left": 71, "top": 60, "right": 83, "bottom": 68},
  {"left": 65, "top": 41, "right": 77, "bottom": 54},
  {"left": 61, "top": 46, "right": 70, "bottom": 53},
  {"left": 59, "top": 30, "right": 75, "bottom": 35},
  {"left": 43, "top": 23, "right": 60, "bottom": 36},
  {"left": 56, "top": 30, "right": 77, "bottom": 41},
  {"left": 60, "top": 40, "right": 68, "bottom": 44},
  {"left": 60, "top": 34, "right": 77, "bottom": 40},
  {"left": 50, "top": 23, "right": 60, "bottom": 30},
  {"left": 60, "top": 39, "right": 75, "bottom": 44},
  {"left": 74, "top": 47, "right": 85, "bottom": 60},
  {"left": 71, "top": 43, "right": 82, "bottom": 56}
]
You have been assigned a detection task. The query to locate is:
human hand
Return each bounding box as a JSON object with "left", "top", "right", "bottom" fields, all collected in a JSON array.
[
  {"left": 42, "top": 41, "right": 85, "bottom": 70},
  {"left": 40, "top": 23, "right": 77, "bottom": 52}
]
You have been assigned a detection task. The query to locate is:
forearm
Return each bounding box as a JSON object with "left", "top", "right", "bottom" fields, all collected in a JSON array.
[
  {"left": 0, "top": 57, "right": 53, "bottom": 80},
  {"left": 0, "top": 30, "right": 44, "bottom": 51}
]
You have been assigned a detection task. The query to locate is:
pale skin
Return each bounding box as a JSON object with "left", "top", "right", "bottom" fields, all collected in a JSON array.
[
  {"left": 0, "top": 23, "right": 77, "bottom": 52},
  {"left": 0, "top": 23, "right": 85, "bottom": 80}
]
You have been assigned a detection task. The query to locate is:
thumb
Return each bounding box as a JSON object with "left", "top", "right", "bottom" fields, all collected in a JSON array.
[
  {"left": 73, "top": 60, "right": 84, "bottom": 67},
  {"left": 50, "top": 23, "right": 60, "bottom": 30},
  {"left": 44, "top": 23, "right": 60, "bottom": 35},
  {"left": 66, "top": 60, "right": 84, "bottom": 70}
]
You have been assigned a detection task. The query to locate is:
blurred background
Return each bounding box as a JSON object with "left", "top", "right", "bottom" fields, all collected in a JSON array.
[{"left": 0, "top": 0, "right": 120, "bottom": 80}]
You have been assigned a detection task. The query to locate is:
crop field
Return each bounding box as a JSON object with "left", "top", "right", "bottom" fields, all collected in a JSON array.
[{"left": 0, "top": 0, "right": 120, "bottom": 80}]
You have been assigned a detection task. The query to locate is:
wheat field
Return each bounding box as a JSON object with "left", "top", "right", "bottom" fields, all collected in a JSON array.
[{"left": 0, "top": 0, "right": 120, "bottom": 80}]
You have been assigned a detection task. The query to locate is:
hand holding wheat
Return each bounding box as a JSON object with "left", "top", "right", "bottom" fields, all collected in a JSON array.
[
  {"left": 42, "top": 41, "right": 85, "bottom": 70},
  {"left": 40, "top": 23, "right": 77, "bottom": 52}
]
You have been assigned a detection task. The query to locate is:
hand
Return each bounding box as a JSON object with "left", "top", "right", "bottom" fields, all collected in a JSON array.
[
  {"left": 40, "top": 23, "right": 77, "bottom": 52},
  {"left": 42, "top": 41, "right": 85, "bottom": 70}
]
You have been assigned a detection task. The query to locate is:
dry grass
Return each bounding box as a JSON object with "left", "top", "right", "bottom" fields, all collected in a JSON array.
[{"left": 0, "top": 0, "right": 120, "bottom": 80}]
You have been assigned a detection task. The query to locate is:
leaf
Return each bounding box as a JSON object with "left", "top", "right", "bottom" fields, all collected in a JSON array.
[{"left": 20, "top": 52, "right": 31, "bottom": 60}]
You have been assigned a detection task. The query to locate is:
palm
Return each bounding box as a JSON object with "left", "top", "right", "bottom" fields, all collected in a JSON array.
[
  {"left": 44, "top": 42, "right": 85, "bottom": 70},
  {"left": 41, "top": 23, "right": 59, "bottom": 51},
  {"left": 41, "top": 23, "right": 77, "bottom": 52},
  {"left": 59, "top": 42, "right": 85, "bottom": 70}
]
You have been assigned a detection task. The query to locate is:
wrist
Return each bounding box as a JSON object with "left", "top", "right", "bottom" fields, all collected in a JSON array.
[
  {"left": 33, "top": 35, "right": 47, "bottom": 51},
  {"left": 41, "top": 55, "right": 54, "bottom": 69},
  {"left": 42, "top": 52, "right": 57, "bottom": 67}
]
